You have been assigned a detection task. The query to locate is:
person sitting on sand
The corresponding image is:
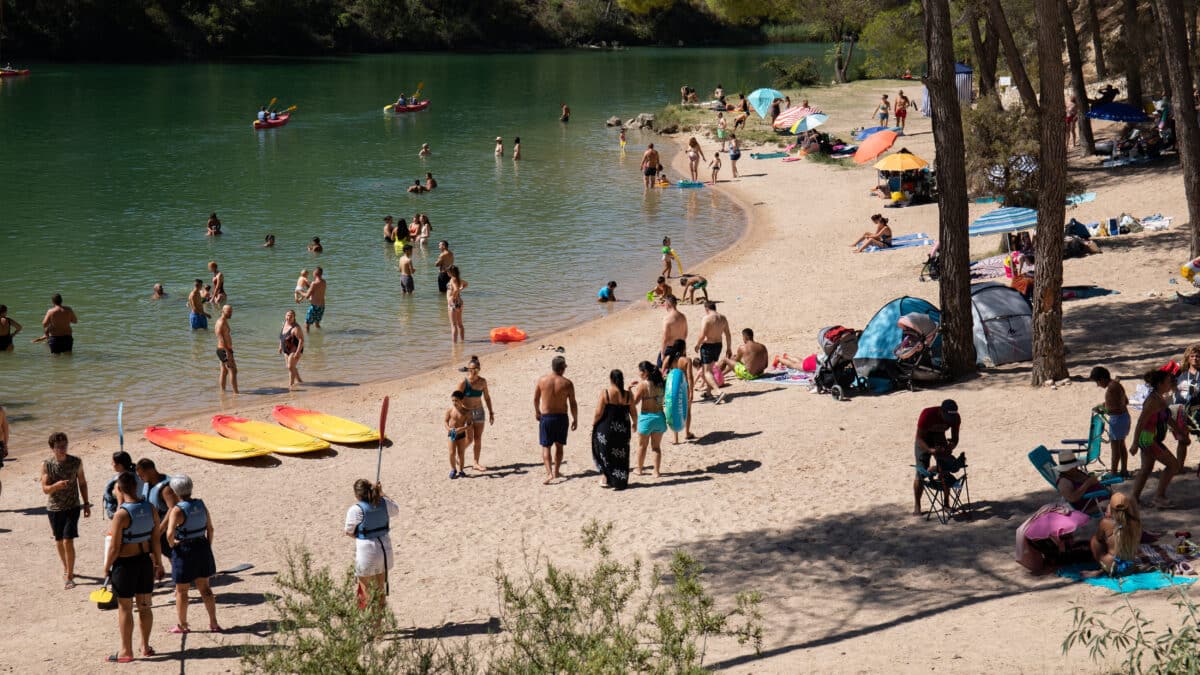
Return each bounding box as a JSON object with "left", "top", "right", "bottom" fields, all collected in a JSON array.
[
  {"left": 650, "top": 277, "right": 674, "bottom": 304},
  {"left": 1086, "top": 492, "right": 1141, "bottom": 577},
  {"left": 679, "top": 274, "right": 709, "bottom": 305},
  {"left": 1054, "top": 448, "right": 1110, "bottom": 516},
  {"left": 408, "top": 180, "right": 427, "bottom": 194},
  {"left": 597, "top": 281, "right": 618, "bottom": 303},
  {"left": 716, "top": 328, "right": 769, "bottom": 383},
  {"left": 851, "top": 215, "right": 893, "bottom": 252}
]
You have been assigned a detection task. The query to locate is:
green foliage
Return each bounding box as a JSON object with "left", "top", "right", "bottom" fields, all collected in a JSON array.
[
  {"left": 617, "top": 0, "right": 676, "bottom": 14},
  {"left": 761, "top": 57, "right": 821, "bottom": 88},
  {"left": 761, "top": 23, "right": 826, "bottom": 43},
  {"left": 1063, "top": 590, "right": 1200, "bottom": 674},
  {"left": 963, "top": 96, "right": 1041, "bottom": 208},
  {"left": 859, "top": 3, "right": 924, "bottom": 78}
]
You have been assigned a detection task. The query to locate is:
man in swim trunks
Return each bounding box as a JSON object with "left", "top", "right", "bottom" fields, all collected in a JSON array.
[
  {"left": 560, "top": 102, "right": 570, "bottom": 123},
  {"left": 215, "top": 305, "right": 238, "bottom": 393},
  {"left": 42, "top": 293, "right": 78, "bottom": 355},
  {"left": 435, "top": 241, "right": 455, "bottom": 293},
  {"left": 208, "top": 261, "right": 226, "bottom": 305},
  {"left": 716, "top": 328, "right": 769, "bottom": 386},
  {"left": 187, "top": 280, "right": 210, "bottom": 330},
  {"left": 151, "top": 284, "right": 166, "bottom": 300},
  {"left": 659, "top": 295, "right": 688, "bottom": 369},
  {"left": 694, "top": 302, "right": 731, "bottom": 399},
  {"left": 398, "top": 246, "right": 416, "bottom": 295},
  {"left": 302, "top": 267, "right": 326, "bottom": 332},
  {"left": 1090, "top": 366, "right": 1130, "bottom": 477},
  {"left": 641, "top": 144, "right": 661, "bottom": 190},
  {"left": 0, "top": 304, "right": 22, "bottom": 352},
  {"left": 679, "top": 274, "right": 709, "bottom": 304},
  {"left": 534, "top": 355, "right": 578, "bottom": 485}
]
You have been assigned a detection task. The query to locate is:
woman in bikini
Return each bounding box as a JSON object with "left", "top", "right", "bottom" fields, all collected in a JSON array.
[
  {"left": 278, "top": 309, "right": 304, "bottom": 387},
  {"left": 1130, "top": 369, "right": 1184, "bottom": 508},
  {"left": 455, "top": 356, "right": 494, "bottom": 471},
  {"left": 851, "top": 214, "right": 893, "bottom": 253},
  {"left": 727, "top": 134, "right": 741, "bottom": 178},
  {"left": 632, "top": 361, "right": 668, "bottom": 478},
  {"left": 418, "top": 214, "right": 432, "bottom": 245},
  {"left": 1087, "top": 492, "right": 1142, "bottom": 577},
  {"left": 685, "top": 137, "right": 706, "bottom": 182},
  {"left": 446, "top": 265, "right": 466, "bottom": 343}
]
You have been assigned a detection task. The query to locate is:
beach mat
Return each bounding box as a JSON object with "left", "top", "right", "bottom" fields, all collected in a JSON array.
[
  {"left": 749, "top": 368, "right": 814, "bottom": 386},
  {"left": 863, "top": 233, "right": 934, "bottom": 253},
  {"left": 1057, "top": 564, "right": 1196, "bottom": 594},
  {"left": 1066, "top": 192, "right": 1097, "bottom": 206},
  {"left": 970, "top": 254, "right": 1007, "bottom": 280},
  {"left": 751, "top": 152, "right": 788, "bottom": 160}
]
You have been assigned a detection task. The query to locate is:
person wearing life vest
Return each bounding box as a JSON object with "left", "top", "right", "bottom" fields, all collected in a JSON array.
[
  {"left": 102, "top": 451, "right": 144, "bottom": 563},
  {"left": 164, "top": 475, "right": 221, "bottom": 634},
  {"left": 343, "top": 479, "right": 399, "bottom": 610},
  {"left": 102, "top": 471, "right": 163, "bottom": 663},
  {"left": 135, "top": 458, "right": 177, "bottom": 573}
]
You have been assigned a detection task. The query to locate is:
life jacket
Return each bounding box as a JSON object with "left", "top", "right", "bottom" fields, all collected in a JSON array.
[
  {"left": 121, "top": 502, "right": 154, "bottom": 545},
  {"left": 354, "top": 500, "right": 389, "bottom": 540},
  {"left": 104, "top": 473, "right": 145, "bottom": 519},
  {"left": 175, "top": 499, "right": 208, "bottom": 541},
  {"left": 143, "top": 476, "right": 171, "bottom": 516}
]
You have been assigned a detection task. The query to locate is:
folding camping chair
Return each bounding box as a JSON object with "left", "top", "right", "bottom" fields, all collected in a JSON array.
[
  {"left": 1059, "top": 411, "right": 1122, "bottom": 479},
  {"left": 913, "top": 458, "right": 971, "bottom": 524},
  {"left": 1027, "top": 445, "right": 1119, "bottom": 517}
]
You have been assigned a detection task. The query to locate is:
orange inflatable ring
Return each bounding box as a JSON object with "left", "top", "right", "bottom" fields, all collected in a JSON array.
[{"left": 489, "top": 326, "right": 527, "bottom": 343}]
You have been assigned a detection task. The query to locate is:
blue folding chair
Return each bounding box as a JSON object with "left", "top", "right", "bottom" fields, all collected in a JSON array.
[
  {"left": 1027, "top": 445, "right": 1115, "bottom": 516},
  {"left": 1060, "top": 411, "right": 1123, "bottom": 480}
]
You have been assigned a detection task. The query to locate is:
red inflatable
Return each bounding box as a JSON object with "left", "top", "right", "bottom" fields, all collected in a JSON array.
[{"left": 490, "top": 326, "right": 527, "bottom": 343}]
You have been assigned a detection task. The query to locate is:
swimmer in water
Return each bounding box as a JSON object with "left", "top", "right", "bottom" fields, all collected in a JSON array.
[
  {"left": 208, "top": 261, "right": 226, "bottom": 305},
  {"left": 560, "top": 102, "right": 570, "bottom": 123},
  {"left": 308, "top": 237, "right": 323, "bottom": 253},
  {"left": 425, "top": 172, "right": 437, "bottom": 190},
  {"left": 398, "top": 246, "right": 415, "bottom": 295},
  {"left": 512, "top": 137, "right": 522, "bottom": 161},
  {"left": 263, "top": 234, "right": 275, "bottom": 248},
  {"left": 619, "top": 128, "right": 627, "bottom": 149},
  {"left": 294, "top": 270, "right": 310, "bottom": 303},
  {"left": 407, "top": 180, "right": 427, "bottom": 194},
  {"left": 495, "top": 137, "right": 503, "bottom": 157},
  {"left": 418, "top": 214, "right": 432, "bottom": 244},
  {"left": 418, "top": 143, "right": 431, "bottom": 157},
  {"left": 151, "top": 284, "right": 166, "bottom": 300},
  {"left": 383, "top": 216, "right": 395, "bottom": 243}
]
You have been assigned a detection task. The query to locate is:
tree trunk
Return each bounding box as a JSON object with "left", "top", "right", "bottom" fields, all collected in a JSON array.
[
  {"left": 1086, "top": 0, "right": 1107, "bottom": 78},
  {"left": 1032, "top": 0, "right": 1069, "bottom": 386},
  {"left": 834, "top": 39, "right": 846, "bottom": 84},
  {"left": 1061, "top": 0, "right": 1096, "bottom": 153},
  {"left": 967, "top": 4, "right": 1000, "bottom": 102},
  {"left": 1186, "top": 1, "right": 1200, "bottom": 94},
  {"left": 986, "top": 0, "right": 1041, "bottom": 111},
  {"left": 922, "top": 0, "right": 976, "bottom": 377},
  {"left": 1124, "top": 0, "right": 1144, "bottom": 106},
  {"left": 1155, "top": 0, "right": 1200, "bottom": 257}
]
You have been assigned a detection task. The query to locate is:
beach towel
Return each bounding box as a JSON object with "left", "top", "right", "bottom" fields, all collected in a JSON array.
[
  {"left": 750, "top": 368, "right": 814, "bottom": 386},
  {"left": 750, "top": 152, "right": 788, "bottom": 160},
  {"left": 1057, "top": 564, "right": 1196, "bottom": 593},
  {"left": 969, "top": 254, "right": 1007, "bottom": 280},
  {"left": 1065, "top": 192, "right": 1097, "bottom": 206},
  {"left": 862, "top": 233, "right": 934, "bottom": 253}
]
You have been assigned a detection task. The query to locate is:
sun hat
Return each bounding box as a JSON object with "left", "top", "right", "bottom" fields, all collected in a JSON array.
[{"left": 1054, "top": 448, "right": 1085, "bottom": 472}]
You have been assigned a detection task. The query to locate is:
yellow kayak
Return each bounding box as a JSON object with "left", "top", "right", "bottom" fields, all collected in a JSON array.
[
  {"left": 144, "top": 426, "right": 271, "bottom": 461},
  {"left": 211, "top": 415, "right": 331, "bottom": 455},
  {"left": 272, "top": 405, "right": 381, "bottom": 444}
]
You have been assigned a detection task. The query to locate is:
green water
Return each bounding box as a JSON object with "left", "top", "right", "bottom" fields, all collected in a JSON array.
[{"left": 0, "top": 45, "right": 823, "bottom": 436}]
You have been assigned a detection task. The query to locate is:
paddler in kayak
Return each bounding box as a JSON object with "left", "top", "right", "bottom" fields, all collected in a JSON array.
[
  {"left": 394, "top": 93, "right": 407, "bottom": 108},
  {"left": 257, "top": 107, "right": 267, "bottom": 122}
]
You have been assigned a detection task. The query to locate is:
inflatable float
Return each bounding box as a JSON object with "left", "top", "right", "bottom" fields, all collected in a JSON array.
[
  {"left": 676, "top": 180, "right": 705, "bottom": 189},
  {"left": 490, "top": 326, "right": 527, "bottom": 343},
  {"left": 663, "top": 368, "right": 689, "bottom": 432},
  {"left": 144, "top": 426, "right": 271, "bottom": 461},
  {"left": 0, "top": 68, "right": 31, "bottom": 78},
  {"left": 1182, "top": 257, "right": 1200, "bottom": 283}
]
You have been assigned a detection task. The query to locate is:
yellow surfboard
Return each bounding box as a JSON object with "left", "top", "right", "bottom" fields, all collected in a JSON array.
[
  {"left": 211, "top": 415, "right": 331, "bottom": 455},
  {"left": 144, "top": 426, "right": 271, "bottom": 461},
  {"left": 272, "top": 405, "right": 381, "bottom": 444}
]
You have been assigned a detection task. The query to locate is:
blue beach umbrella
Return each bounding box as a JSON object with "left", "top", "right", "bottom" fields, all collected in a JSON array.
[
  {"left": 969, "top": 207, "right": 1038, "bottom": 237},
  {"left": 747, "top": 88, "right": 785, "bottom": 118},
  {"left": 789, "top": 113, "right": 829, "bottom": 133},
  {"left": 1086, "top": 102, "right": 1150, "bottom": 123}
]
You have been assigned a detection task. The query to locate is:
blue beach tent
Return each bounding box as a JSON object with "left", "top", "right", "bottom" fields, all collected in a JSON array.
[
  {"left": 1087, "top": 102, "right": 1150, "bottom": 123},
  {"left": 853, "top": 296, "right": 943, "bottom": 392}
]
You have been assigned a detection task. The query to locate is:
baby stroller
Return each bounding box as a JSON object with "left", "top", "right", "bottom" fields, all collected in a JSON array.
[
  {"left": 893, "top": 312, "right": 948, "bottom": 390},
  {"left": 815, "top": 325, "right": 864, "bottom": 401},
  {"left": 919, "top": 242, "right": 941, "bottom": 282}
]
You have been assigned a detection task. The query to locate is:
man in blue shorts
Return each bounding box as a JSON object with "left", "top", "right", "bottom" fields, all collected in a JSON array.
[{"left": 533, "top": 356, "right": 577, "bottom": 485}]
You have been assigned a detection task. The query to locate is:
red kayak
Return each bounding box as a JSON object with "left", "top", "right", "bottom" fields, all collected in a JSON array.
[
  {"left": 253, "top": 112, "right": 290, "bottom": 130},
  {"left": 0, "top": 69, "right": 30, "bottom": 78},
  {"left": 390, "top": 100, "right": 431, "bottom": 113}
]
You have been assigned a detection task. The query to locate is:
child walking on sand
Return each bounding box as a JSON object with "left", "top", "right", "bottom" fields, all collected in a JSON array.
[
  {"left": 709, "top": 152, "right": 721, "bottom": 184},
  {"left": 294, "top": 270, "right": 310, "bottom": 303}
]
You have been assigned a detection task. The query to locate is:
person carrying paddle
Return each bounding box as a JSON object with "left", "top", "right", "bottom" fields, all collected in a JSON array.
[
  {"left": 344, "top": 479, "right": 399, "bottom": 611},
  {"left": 164, "top": 475, "right": 221, "bottom": 634},
  {"left": 102, "top": 471, "right": 162, "bottom": 663}
]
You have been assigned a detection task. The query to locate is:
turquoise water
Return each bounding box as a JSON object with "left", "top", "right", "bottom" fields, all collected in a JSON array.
[{"left": 0, "top": 46, "right": 822, "bottom": 435}]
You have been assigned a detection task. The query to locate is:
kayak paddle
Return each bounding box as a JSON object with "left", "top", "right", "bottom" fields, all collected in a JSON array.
[
  {"left": 90, "top": 577, "right": 114, "bottom": 607},
  {"left": 374, "top": 396, "right": 390, "bottom": 483},
  {"left": 117, "top": 401, "right": 124, "bottom": 454}
]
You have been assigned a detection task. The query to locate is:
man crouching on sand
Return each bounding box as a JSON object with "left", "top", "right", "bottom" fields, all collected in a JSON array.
[{"left": 534, "top": 356, "right": 577, "bottom": 484}]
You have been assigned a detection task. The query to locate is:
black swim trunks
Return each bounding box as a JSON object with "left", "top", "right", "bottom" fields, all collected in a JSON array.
[
  {"left": 400, "top": 274, "right": 415, "bottom": 293},
  {"left": 111, "top": 553, "right": 154, "bottom": 598},
  {"left": 437, "top": 271, "right": 451, "bottom": 293},
  {"left": 48, "top": 335, "right": 73, "bottom": 354},
  {"left": 0, "top": 335, "right": 11, "bottom": 350},
  {"left": 170, "top": 537, "right": 216, "bottom": 584},
  {"left": 539, "top": 414, "right": 569, "bottom": 447},
  {"left": 216, "top": 348, "right": 229, "bottom": 363},
  {"left": 699, "top": 342, "right": 722, "bottom": 365},
  {"left": 643, "top": 166, "right": 656, "bottom": 177},
  {"left": 48, "top": 506, "right": 81, "bottom": 540}
]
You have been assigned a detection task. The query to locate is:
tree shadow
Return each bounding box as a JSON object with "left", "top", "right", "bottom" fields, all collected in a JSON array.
[
  {"left": 0, "top": 505, "right": 47, "bottom": 515},
  {"left": 705, "top": 459, "right": 762, "bottom": 475},
  {"left": 392, "top": 616, "right": 501, "bottom": 639},
  {"left": 304, "top": 381, "right": 359, "bottom": 388},
  {"left": 692, "top": 430, "right": 763, "bottom": 446},
  {"left": 222, "top": 455, "right": 283, "bottom": 469}
]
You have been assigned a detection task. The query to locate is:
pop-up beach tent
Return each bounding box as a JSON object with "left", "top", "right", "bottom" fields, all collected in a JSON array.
[
  {"left": 853, "top": 296, "right": 942, "bottom": 391},
  {"left": 970, "top": 283, "right": 1033, "bottom": 367},
  {"left": 921, "top": 63, "right": 973, "bottom": 116}
]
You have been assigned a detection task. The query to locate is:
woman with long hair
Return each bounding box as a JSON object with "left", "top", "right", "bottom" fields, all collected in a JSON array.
[
  {"left": 446, "top": 265, "right": 467, "bottom": 343},
  {"left": 633, "top": 361, "right": 668, "bottom": 477},
  {"left": 1130, "top": 370, "right": 1184, "bottom": 507},
  {"left": 343, "top": 479, "right": 399, "bottom": 610},
  {"left": 592, "top": 369, "right": 636, "bottom": 488},
  {"left": 1089, "top": 492, "right": 1142, "bottom": 576},
  {"left": 456, "top": 355, "right": 494, "bottom": 471},
  {"left": 278, "top": 309, "right": 304, "bottom": 387}
]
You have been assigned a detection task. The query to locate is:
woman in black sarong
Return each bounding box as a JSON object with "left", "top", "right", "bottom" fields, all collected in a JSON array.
[{"left": 591, "top": 369, "right": 637, "bottom": 489}]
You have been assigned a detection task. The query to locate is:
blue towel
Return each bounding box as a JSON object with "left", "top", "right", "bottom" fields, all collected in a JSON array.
[
  {"left": 862, "top": 233, "right": 934, "bottom": 253},
  {"left": 1066, "top": 192, "right": 1096, "bottom": 205},
  {"left": 1057, "top": 563, "right": 1197, "bottom": 594},
  {"left": 750, "top": 152, "right": 788, "bottom": 160}
]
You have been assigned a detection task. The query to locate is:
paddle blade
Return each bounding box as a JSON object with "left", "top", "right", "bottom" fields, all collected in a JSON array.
[
  {"left": 285, "top": 105, "right": 297, "bottom": 113},
  {"left": 378, "top": 396, "right": 390, "bottom": 443},
  {"left": 117, "top": 402, "right": 125, "bottom": 451},
  {"left": 90, "top": 577, "right": 113, "bottom": 605},
  {"left": 269, "top": 97, "right": 277, "bottom": 107},
  {"left": 384, "top": 104, "right": 394, "bottom": 112}
]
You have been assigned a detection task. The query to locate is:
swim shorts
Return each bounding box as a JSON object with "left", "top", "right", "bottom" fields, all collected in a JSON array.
[
  {"left": 111, "top": 553, "right": 154, "bottom": 598},
  {"left": 729, "top": 151, "right": 741, "bottom": 160},
  {"left": 216, "top": 348, "right": 230, "bottom": 364},
  {"left": 48, "top": 335, "right": 73, "bottom": 354},
  {"left": 189, "top": 312, "right": 208, "bottom": 330},
  {"left": 437, "top": 271, "right": 451, "bottom": 293},
  {"left": 643, "top": 166, "right": 656, "bottom": 177},
  {"left": 717, "top": 129, "right": 726, "bottom": 139},
  {"left": 733, "top": 362, "right": 760, "bottom": 380},
  {"left": 692, "top": 280, "right": 707, "bottom": 290},
  {"left": 399, "top": 274, "right": 414, "bottom": 293},
  {"left": 48, "top": 506, "right": 81, "bottom": 540},
  {"left": 306, "top": 304, "right": 325, "bottom": 325},
  {"left": 539, "top": 413, "right": 569, "bottom": 447},
  {"left": 170, "top": 537, "right": 216, "bottom": 585},
  {"left": 1108, "top": 413, "right": 1131, "bottom": 441},
  {"left": 699, "top": 343, "right": 722, "bottom": 365},
  {"left": 0, "top": 335, "right": 11, "bottom": 350},
  {"left": 637, "top": 411, "right": 668, "bottom": 435},
  {"left": 470, "top": 407, "right": 486, "bottom": 424}
]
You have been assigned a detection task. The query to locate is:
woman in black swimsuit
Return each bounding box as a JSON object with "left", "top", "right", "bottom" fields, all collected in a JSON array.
[
  {"left": 0, "top": 305, "right": 21, "bottom": 352},
  {"left": 278, "top": 310, "right": 305, "bottom": 387}
]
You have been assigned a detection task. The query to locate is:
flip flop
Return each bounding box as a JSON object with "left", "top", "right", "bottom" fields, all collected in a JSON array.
[
  {"left": 169, "top": 625, "right": 189, "bottom": 634},
  {"left": 64, "top": 578, "right": 76, "bottom": 590},
  {"left": 105, "top": 654, "right": 134, "bottom": 664},
  {"left": 142, "top": 647, "right": 156, "bottom": 657}
]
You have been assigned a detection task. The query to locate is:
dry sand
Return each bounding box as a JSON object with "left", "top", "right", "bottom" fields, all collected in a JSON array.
[{"left": 2, "top": 80, "right": 1199, "bottom": 673}]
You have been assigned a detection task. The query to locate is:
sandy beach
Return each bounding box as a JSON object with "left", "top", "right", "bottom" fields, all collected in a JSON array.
[{"left": 3, "top": 79, "right": 1199, "bottom": 673}]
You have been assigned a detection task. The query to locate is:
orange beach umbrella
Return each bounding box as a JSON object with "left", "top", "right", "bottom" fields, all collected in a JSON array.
[{"left": 854, "top": 130, "right": 899, "bottom": 164}]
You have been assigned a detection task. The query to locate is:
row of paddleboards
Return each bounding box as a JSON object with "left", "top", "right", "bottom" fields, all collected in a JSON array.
[{"left": 143, "top": 405, "right": 381, "bottom": 461}]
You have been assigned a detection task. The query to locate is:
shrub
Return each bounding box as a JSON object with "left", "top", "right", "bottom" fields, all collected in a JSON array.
[
  {"left": 1063, "top": 589, "right": 1200, "bottom": 674},
  {"left": 761, "top": 57, "right": 821, "bottom": 89}
]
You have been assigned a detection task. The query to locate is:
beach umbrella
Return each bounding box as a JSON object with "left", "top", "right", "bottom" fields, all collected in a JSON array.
[
  {"left": 789, "top": 113, "right": 829, "bottom": 133},
  {"left": 1086, "top": 102, "right": 1150, "bottom": 123},
  {"left": 773, "top": 105, "right": 824, "bottom": 128},
  {"left": 969, "top": 207, "right": 1038, "bottom": 237},
  {"left": 853, "top": 130, "right": 898, "bottom": 163},
  {"left": 747, "top": 88, "right": 785, "bottom": 118},
  {"left": 874, "top": 150, "right": 928, "bottom": 171}
]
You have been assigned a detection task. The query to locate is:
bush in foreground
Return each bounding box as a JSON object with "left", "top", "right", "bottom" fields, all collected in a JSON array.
[{"left": 1063, "top": 589, "right": 1200, "bottom": 674}]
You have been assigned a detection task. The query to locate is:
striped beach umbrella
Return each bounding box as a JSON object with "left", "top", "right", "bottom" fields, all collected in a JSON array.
[
  {"left": 789, "top": 113, "right": 829, "bottom": 133},
  {"left": 969, "top": 207, "right": 1038, "bottom": 237},
  {"left": 773, "top": 105, "right": 824, "bottom": 128}
]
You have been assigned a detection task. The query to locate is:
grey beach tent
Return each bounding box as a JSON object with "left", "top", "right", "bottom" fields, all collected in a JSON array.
[{"left": 970, "top": 283, "right": 1033, "bottom": 367}]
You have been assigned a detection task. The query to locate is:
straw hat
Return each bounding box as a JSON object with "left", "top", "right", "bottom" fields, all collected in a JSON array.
[{"left": 1054, "top": 448, "right": 1084, "bottom": 472}]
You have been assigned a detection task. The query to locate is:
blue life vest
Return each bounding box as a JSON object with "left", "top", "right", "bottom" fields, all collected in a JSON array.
[
  {"left": 142, "top": 476, "right": 171, "bottom": 516},
  {"left": 104, "top": 473, "right": 145, "bottom": 520},
  {"left": 175, "top": 499, "right": 208, "bottom": 541},
  {"left": 354, "top": 500, "right": 389, "bottom": 540},
  {"left": 121, "top": 502, "right": 154, "bottom": 545}
]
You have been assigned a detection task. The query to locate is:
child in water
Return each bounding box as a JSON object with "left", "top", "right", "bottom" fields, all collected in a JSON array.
[
  {"left": 597, "top": 281, "right": 618, "bottom": 303},
  {"left": 294, "top": 270, "right": 310, "bottom": 303},
  {"left": 619, "top": 128, "right": 627, "bottom": 150},
  {"left": 656, "top": 164, "right": 670, "bottom": 188},
  {"left": 660, "top": 237, "right": 678, "bottom": 278}
]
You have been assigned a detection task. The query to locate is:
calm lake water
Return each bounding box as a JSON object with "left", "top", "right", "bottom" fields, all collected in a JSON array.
[{"left": 0, "top": 45, "right": 826, "bottom": 437}]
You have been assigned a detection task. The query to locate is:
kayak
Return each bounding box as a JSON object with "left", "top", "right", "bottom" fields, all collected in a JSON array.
[
  {"left": 144, "top": 426, "right": 271, "bottom": 461},
  {"left": 272, "top": 405, "right": 380, "bottom": 444},
  {"left": 211, "top": 415, "right": 331, "bottom": 455},
  {"left": 0, "top": 69, "right": 30, "bottom": 78},
  {"left": 385, "top": 100, "right": 431, "bottom": 113},
  {"left": 253, "top": 112, "right": 290, "bottom": 130}
]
